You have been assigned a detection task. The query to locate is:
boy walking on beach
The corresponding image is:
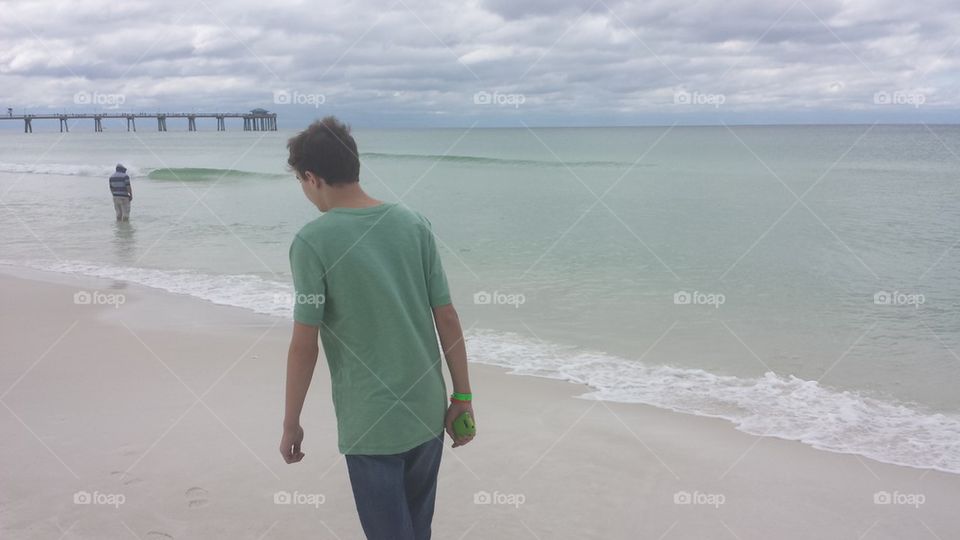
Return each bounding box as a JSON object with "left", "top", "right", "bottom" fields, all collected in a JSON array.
[{"left": 279, "top": 117, "right": 475, "bottom": 540}]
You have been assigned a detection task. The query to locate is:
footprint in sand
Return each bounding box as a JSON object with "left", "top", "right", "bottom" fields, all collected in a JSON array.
[
  {"left": 119, "top": 446, "right": 139, "bottom": 457},
  {"left": 110, "top": 470, "right": 142, "bottom": 485},
  {"left": 145, "top": 532, "right": 174, "bottom": 540},
  {"left": 185, "top": 487, "right": 210, "bottom": 508}
]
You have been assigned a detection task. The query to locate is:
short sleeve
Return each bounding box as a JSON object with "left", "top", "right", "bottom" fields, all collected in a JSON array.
[
  {"left": 289, "top": 235, "right": 326, "bottom": 326},
  {"left": 423, "top": 220, "right": 451, "bottom": 307}
]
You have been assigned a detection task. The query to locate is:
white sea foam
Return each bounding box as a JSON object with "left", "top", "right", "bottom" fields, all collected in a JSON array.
[
  {"left": 467, "top": 329, "right": 960, "bottom": 475},
  {"left": 16, "top": 259, "right": 960, "bottom": 475},
  {"left": 30, "top": 260, "right": 293, "bottom": 319},
  {"left": 0, "top": 161, "right": 145, "bottom": 178}
]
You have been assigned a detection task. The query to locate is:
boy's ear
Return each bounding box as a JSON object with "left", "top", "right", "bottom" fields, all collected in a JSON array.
[{"left": 304, "top": 171, "right": 325, "bottom": 187}]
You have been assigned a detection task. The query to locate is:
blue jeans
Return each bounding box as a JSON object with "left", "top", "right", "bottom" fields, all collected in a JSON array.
[{"left": 345, "top": 434, "right": 444, "bottom": 540}]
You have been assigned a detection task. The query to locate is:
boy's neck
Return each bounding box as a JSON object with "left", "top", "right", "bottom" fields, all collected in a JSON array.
[{"left": 323, "top": 184, "right": 382, "bottom": 210}]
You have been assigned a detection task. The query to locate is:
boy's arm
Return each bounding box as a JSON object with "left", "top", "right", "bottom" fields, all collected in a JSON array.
[
  {"left": 434, "top": 303, "right": 471, "bottom": 394},
  {"left": 280, "top": 321, "right": 319, "bottom": 463},
  {"left": 433, "top": 303, "right": 475, "bottom": 448}
]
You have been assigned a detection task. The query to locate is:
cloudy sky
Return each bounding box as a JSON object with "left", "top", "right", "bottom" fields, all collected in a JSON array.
[{"left": 1, "top": 0, "right": 958, "bottom": 126}]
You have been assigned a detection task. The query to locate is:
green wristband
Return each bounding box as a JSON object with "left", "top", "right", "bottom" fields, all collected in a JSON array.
[{"left": 451, "top": 392, "right": 472, "bottom": 401}]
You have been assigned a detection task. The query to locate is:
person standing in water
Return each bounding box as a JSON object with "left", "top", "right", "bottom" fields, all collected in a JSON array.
[{"left": 109, "top": 164, "right": 132, "bottom": 221}]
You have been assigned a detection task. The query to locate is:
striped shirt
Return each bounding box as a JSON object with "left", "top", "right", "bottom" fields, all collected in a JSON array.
[{"left": 109, "top": 171, "right": 130, "bottom": 198}]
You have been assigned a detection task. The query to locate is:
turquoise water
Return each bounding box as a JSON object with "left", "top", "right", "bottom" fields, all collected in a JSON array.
[{"left": 1, "top": 125, "right": 958, "bottom": 472}]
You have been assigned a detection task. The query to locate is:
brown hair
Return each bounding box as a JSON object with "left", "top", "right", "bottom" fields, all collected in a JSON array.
[{"left": 287, "top": 116, "right": 360, "bottom": 185}]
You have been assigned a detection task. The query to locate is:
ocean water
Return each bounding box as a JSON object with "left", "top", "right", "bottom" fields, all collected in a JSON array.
[{"left": 1, "top": 125, "right": 958, "bottom": 473}]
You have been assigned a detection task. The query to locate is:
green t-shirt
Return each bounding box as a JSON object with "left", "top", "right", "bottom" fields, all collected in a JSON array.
[{"left": 289, "top": 202, "right": 451, "bottom": 455}]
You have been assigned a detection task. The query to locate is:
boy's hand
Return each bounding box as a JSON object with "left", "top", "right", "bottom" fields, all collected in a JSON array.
[
  {"left": 444, "top": 401, "right": 476, "bottom": 448},
  {"left": 280, "top": 424, "right": 305, "bottom": 463}
]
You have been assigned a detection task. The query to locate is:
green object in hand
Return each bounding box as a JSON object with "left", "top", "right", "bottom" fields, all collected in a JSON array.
[{"left": 453, "top": 411, "right": 476, "bottom": 438}]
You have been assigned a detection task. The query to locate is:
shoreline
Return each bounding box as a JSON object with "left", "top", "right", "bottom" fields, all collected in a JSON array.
[
  {"left": 3, "top": 265, "right": 960, "bottom": 538},
  {"left": 5, "top": 261, "right": 959, "bottom": 477}
]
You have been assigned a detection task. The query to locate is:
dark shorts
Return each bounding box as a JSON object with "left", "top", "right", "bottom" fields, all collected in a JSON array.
[{"left": 345, "top": 434, "right": 444, "bottom": 540}]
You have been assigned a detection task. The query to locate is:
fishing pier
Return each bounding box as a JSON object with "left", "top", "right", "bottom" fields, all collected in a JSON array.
[{"left": 2, "top": 108, "right": 278, "bottom": 133}]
